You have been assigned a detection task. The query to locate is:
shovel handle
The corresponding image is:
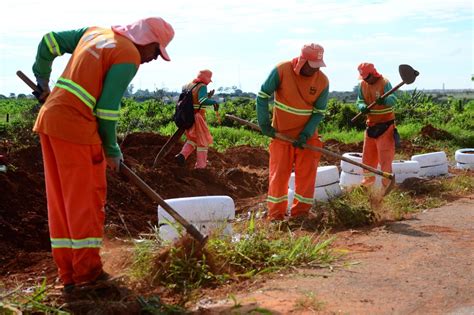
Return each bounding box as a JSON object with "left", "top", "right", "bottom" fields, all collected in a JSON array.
[
  {"left": 16, "top": 70, "right": 41, "bottom": 93},
  {"left": 351, "top": 81, "right": 405, "bottom": 123},
  {"left": 225, "top": 114, "right": 393, "bottom": 180},
  {"left": 120, "top": 163, "right": 208, "bottom": 244},
  {"left": 152, "top": 128, "right": 185, "bottom": 168}
]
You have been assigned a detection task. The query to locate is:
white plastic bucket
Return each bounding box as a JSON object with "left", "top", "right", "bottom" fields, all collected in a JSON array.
[
  {"left": 392, "top": 160, "right": 420, "bottom": 183},
  {"left": 157, "top": 195, "right": 235, "bottom": 241},
  {"left": 289, "top": 165, "right": 340, "bottom": 190}
]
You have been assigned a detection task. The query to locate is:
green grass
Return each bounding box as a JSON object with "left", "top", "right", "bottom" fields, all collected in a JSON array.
[
  {"left": 313, "top": 174, "right": 474, "bottom": 226},
  {"left": 209, "top": 126, "right": 270, "bottom": 151},
  {"left": 321, "top": 128, "right": 364, "bottom": 143},
  {"left": 131, "top": 216, "right": 335, "bottom": 299},
  {"left": 0, "top": 278, "right": 69, "bottom": 314}
]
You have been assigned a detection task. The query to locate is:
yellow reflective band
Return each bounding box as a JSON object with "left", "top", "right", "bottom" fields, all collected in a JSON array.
[
  {"left": 72, "top": 237, "right": 102, "bottom": 249},
  {"left": 50, "top": 237, "right": 102, "bottom": 249},
  {"left": 274, "top": 100, "right": 312, "bottom": 116},
  {"left": 363, "top": 172, "right": 376, "bottom": 177},
  {"left": 56, "top": 77, "right": 96, "bottom": 110},
  {"left": 199, "top": 96, "right": 208, "bottom": 103},
  {"left": 258, "top": 91, "right": 270, "bottom": 99},
  {"left": 266, "top": 195, "right": 288, "bottom": 204},
  {"left": 312, "top": 108, "right": 326, "bottom": 115},
  {"left": 50, "top": 238, "right": 72, "bottom": 248},
  {"left": 44, "top": 32, "right": 62, "bottom": 56},
  {"left": 193, "top": 104, "right": 211, "bottom": 109},
  {"left": 370, "top": 108, "right": 393, "bottom": 115},
  {"left": 197, "top": 147, "right": 208, "bottom": 152},
  {"left": 186, "top": 140, "right": 197, "bottom": 147},
  {"left": 96, "top": 108, "right": 119, "bottom": 121},
  {"left": 294, "top": 193, "right": 313, "bottom": 205}
]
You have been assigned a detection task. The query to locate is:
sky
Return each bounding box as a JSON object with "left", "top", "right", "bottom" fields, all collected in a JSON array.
[{"left": 0, "top": 0, "right": 472, "bottom": 96}]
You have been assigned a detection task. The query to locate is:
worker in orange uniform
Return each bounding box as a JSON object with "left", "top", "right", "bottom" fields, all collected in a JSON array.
[
  {"left": 175, "top": 70, "right": 219, "bottom": 169},
  {"left": 256, "top": 43, "right": 329, "bottom": 221},
  {"left": 31, "top": 17, "right": 174, "bottom": 293},
  {"left": 356, "top": 63, "right": 398, "bottom": 189}
]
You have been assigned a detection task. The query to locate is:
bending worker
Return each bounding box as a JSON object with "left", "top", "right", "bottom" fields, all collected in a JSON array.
[
  {"left": 356, "top": 62, "right": 397, "bottom": 189},
  {"left": 31, "top": 17, "right": 174, "bottom": 293},
  {"left": 256, "top": 43, "right": 329, "bottom": 221},
  {"left": 175, "top": 69, "right": 218, "bottom": 169}
]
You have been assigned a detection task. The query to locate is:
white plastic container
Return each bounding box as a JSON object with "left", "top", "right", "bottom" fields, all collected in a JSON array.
[
  {"left": 315, "top": 183, "right": 342, "bottom": 201},
  {"left": 158, "top": 195, "right": 235, "bottom": 241},
  {"left": 289, "top": 165, "right": 340, "bottom": 190},
  {"left": 339, "top": 171, "right": 382, "bottom": 189},
  {"left": 340, "top": 153, "right": 364, "bottom": 175},
  {"left": 455, "top": 149, "right": 474, "bottom": 170},
  {"left": 411, "top": 152, "right": 448, "bottom": 177},
  {"left": 339, "top": 171, "right": 363, "bottom": 188},
  {"left": 287, "top": 165, "right": 342, "bottom": 204},
  {"left": 391, "top": 160, "right": 420, "bottom": 183}
]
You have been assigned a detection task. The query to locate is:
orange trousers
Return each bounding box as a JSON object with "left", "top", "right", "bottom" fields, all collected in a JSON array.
[
  {"left": 181, "top": 112, "right": 213, "bottom": 168},
  {"left": 362, "top": 124, "right": 395, "bottom": 187},
  {"left": 40, "top": 134, "right": 106, "bottom": 285},
  {"left": 267, "top": 137, "right": 322, "bottom": 220}
]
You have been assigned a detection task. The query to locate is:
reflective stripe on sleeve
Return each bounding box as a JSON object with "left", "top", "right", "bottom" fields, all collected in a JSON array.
[
  {"left": 258, "top": 91, "right": 271, "bottom": 99},
  {"left": 96, "top": 108, "right": 119, "bottom": 121},
  {"left": 44, "top": 32, "right": 62, "bottom": 56}
]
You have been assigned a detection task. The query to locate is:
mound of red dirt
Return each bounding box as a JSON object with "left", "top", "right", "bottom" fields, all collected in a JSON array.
[
  {"left": 0, "top": 132, "right": 269, "bottom": 271},
  {"left": 420, "top": 124, "right": 453, "bottom": 140}
]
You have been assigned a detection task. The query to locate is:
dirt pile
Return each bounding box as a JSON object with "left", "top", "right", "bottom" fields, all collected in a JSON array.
[
  {"left": 0, "top": 132, "right": 269, "bottom": 271},
  {"left": 420, "top": 124, "right": 454, "bottom": 140}
]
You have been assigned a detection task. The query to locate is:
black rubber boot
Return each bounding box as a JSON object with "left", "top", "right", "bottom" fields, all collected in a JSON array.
[{"left": 175, "top": 153, "right": 186, "bottom": 167}]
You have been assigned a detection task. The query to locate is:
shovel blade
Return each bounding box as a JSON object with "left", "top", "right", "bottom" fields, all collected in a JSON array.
[{"left": 399, "top": 64, "right": 419, "bottom": 84}]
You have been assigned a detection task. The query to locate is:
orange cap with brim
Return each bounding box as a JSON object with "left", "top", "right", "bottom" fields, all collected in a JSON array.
[
  {"left": 193, "top": 70, "right": 213, "bottom": 85},
  {"left": 358, "top": 62, "right": 381, "bottom": 79},
  {"left": 293, "top": 43, "right": 326, "bottom": 75}
]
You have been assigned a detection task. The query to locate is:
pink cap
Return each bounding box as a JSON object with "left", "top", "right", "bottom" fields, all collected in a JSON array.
[
  {"left": 358, "top": 62, "right": 381, "bottom": 79},
  {"left": 301, "top": 43, "right": 326, "bottom": 68},
  {"left": 293, "top": 43, "right": 326, "bottom": 75},
  {"left": 193, "top": 70, "right": 213, "bottom": 85},
  {"left": 112, "top": 17, "right": 174, "bottom": 61}
]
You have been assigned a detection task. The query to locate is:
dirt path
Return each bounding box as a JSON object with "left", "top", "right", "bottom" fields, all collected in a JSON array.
[{"left": 194, "top": 195, "right": 474, "bottom": 314}]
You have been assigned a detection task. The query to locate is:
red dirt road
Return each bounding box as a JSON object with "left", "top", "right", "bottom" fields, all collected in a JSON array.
[{"left": 194, "top": 195, "right": 474, "bottom": 314}]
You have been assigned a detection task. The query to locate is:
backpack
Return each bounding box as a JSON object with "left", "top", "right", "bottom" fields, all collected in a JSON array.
[{"left": 173, "top": 83, "right": 201, "bottom": 129}]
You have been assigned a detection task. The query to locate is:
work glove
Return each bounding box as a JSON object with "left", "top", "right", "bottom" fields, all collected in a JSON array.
[
  {"left": 375, "top": 97, "right": 385, "bottom": 105},
  {"left": 106, "top": 154, "right": 123, "bottom": 173},
  {"left": 33, "top": 77, "right": 50, "bottom": 104},
  {"left": 292, "top": 133, "right": 309, "bottom": 149},
  {"left": 358, "top": 103, "right": 370, "bottom": 114},
  {"left": 260, "top": 124, "right": 276, "bottom": 138},
  {"left": 208, "top": 89, "right": 215, "bottom": 98},
  {"left": 213, "top": 103, "right": 220, "bottom": 111}
]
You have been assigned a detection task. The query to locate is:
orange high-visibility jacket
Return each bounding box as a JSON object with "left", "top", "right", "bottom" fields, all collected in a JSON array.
[
  {"left": 359, "top": 76, "right": 395, "bottom": 126},
  {"left": 33, "top": 27, "right": 140, "bottom": 145},
  {"left": 259, "top": 61, "right": 329, "bottom": 139}
]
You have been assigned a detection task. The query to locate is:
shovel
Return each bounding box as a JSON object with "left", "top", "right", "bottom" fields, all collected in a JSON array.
[
  {"left": 16, "top": 70, "right": 208, "bottom": 244},
  {"left": 226, "top": 114, "right": 396, "bottom": 195},
  {"left": 152, "top": 127, "right": 185, "bottom": 167},
  {"left": 351, "top": 64, "right": 419, "bottom": 123}
]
